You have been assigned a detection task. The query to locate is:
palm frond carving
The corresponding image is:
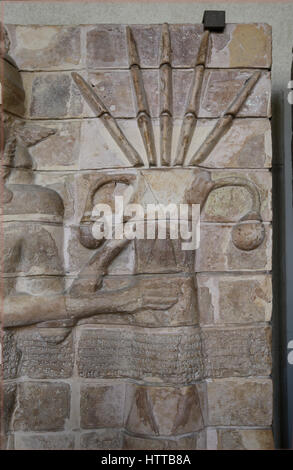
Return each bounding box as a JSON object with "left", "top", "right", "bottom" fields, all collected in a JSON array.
[{"left": 72, "top": 24, "right": 261, "bottom": 169}]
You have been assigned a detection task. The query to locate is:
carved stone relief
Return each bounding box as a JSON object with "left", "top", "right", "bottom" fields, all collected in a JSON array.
[{"left": 1, "top": 22, "right": 273, "bottom": 450}]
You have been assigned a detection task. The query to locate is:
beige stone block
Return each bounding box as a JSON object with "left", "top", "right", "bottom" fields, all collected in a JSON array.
[
  {"left": 23, "top": 71, "right": 87, "bottom": 119},
  {"left": 4, "top": 184, "right": 64, "bottom": 223},
  {"left": 86, "top": 25, "right": 129, "bottom": 69},
  {"left": 4, "top": 222, "right": 63, "bottom": 276},
  {"left": 173, "top": 69, "right": 271, "bottom": 118},
  {"left": 195, "top": 223, "right": 272, "bottom": 272},
  {"left": 203, "top": 170, "right": 272, "bottom": 223},
  {"left": 94, "top": 274, "right": 198, "bottom": 327},
  {"left": 123, "top": 433, "right": 201, "bottom": 450},
  {"left": 84, "top": 24, "right": 271, "bottom": 70},
  {"left": 80, "top": 430, "right": 123, "bottom": 450},
  {"left": 187, "top": 118, "right": 272, "bottom": 169},
  {"left": 202, "top": 326, "right": 272, "bottom": 378},
  {"left": 77, "top": 325, "right": 202, "bottom": 383},
  {"left": 29, "top": 120, "right": 81, "bottom": 170},
  {"left": 169, "top": 24, "right": 204, "bottom": 68},
  {"left": 88, "top": 69, "right": 158, "bottom": 118},
  {"left": 207, "top": 378, "right": 273, "bottom": 426},
  {"left": 78, "top": 119, "right": 146, "bottom": 169},
  {"left": 6, "top": 25, "right": 82, "bottom": 70},
  {"left": 198, "top": 274, "right": 272, "bottom": 324},
  {"left": 125, "top": 384, "right": 204, "bottom": 436},
  {"left": 25, "top": 69, "right": 270, "bottom": 120},
  {"left": 214, "top": 428, "right": 274, "bottom": 450},
  {"left": 14, "top": 433, "right": 75, "bottom": 450},
  {"left": 5, "top": 275, "right": 65, "bottom": 297},
  {"left": 12, "top": 382, "right": 70, "bottom": 431},
  {"left": 80, "top": 383, "right": 125, "bottom": 429},
  {"left": 2, "top": 384, "right": 17, "bottom": 435},
  {"left": 208, "top": 24, "right": 272, "bottom": 69},
  {"left": 17, "top": 328, "right": 74, "bottom": 379},
  {"left": 33, "top": 172, "right": 75, "bottom": 225}
]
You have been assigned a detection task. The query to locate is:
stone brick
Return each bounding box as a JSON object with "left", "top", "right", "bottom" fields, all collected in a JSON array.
[
  {"left": 203, "top": 170, "right": 272, "bottom": 223},
  {"left": 80, "top": 383, "right": 125, "bottom": 429},
  {"left": 195, "top": 223, "right": 272, "bottom": 272},
  {"left": 24, "top": 72, "right": 86, "bottom": 119},
  {"left": 1, "top": 383, "right": 17, "bottom": 448},
  {"left": 80, "top": 430, "right": 123, "bottom": 450},
  {"left": 12, "top": 382, "right": 70, "bottom": 431},
  {"left": 202, "top": 326, "right": 272, "bottom": 377},
  {"left": 208, "top": 24, "right": 272, "bottom": 69},
  {"left": 29, "top": 120, "right": 81, "bottom": 170},
  {"left": 173, "top": 69, "right": 271, "bottom": 118},
  {"left": 124, "top": 384, "right": 204, "bottom": 436},
  {"left": 25, "top": 69, "right": 270, "bottom": 120},
  {"left": 6, "top": 25, "right": 81, "bottom": 70},
  {"left": 84, "top": 24, "right": 271, "bottom": 70},
  {"left": 4, "top": 222, "right": 63, "bottom": 276},
  {"left": 207, "top": 378, "right": 273, "bottom": 426},
  {"left": 86, "top": 25, "right": 129, "bottom": 69},
  {"left": 14, "top": 433, "right": 75, "bottom": 450},
  {"left": 88, "top": 69, "right": 158, "bottom": 118},
  {"left": 77, "top": 326, "right": 202, "bottom": 383},
  {"left": 17, "top": 328, "right": 74, "bottom": 379},
  {"left": 198, "top": 274, "right": 272, "bottom": 324},
  {"left": 213, "top": 428, "right": 274, "bottom": 450},
  {"left": 123, "top": 433, "right": 202, "bottom": 450},
  {"left": 188, "top": 118, "right": 272, "bottom": 169}
]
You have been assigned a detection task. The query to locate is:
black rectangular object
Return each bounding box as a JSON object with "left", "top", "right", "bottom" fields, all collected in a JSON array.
[{"left": 203, "top": 10, "right": 226, "bottom": 32}]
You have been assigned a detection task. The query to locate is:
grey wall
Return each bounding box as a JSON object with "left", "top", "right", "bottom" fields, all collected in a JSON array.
[{"left": 3, "top": 1, "right": 293, "bottom": 447}]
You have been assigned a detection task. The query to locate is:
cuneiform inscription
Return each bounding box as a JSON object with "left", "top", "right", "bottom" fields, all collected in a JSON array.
[{"left": 77, "top": 326, "right": 202, "bottom": 383}]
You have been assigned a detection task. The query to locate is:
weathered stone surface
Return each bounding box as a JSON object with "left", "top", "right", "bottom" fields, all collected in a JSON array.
[
  {"left": 6, "top": 25, "right": 81, "bottom": 70},
  {"left": 2, "top": 58, "right": 25, "bottom": 116},
  {"left": 123, "top": 433, "right": 202, "bottom": 450},
  {"left": 187, "top": 118, "right": 272, "bottom": 169},
  {"left": 208, "top": 24, "right": 272, "bottom": 68},
  {"left": 207, "top": 378, "right": 273, "bottom": 426},
  {"left": 12, "top": 382, "right": 70, "bottom": 431},
  {"left": 198, "top": 274, "right": 272, "bottom": 324},
  {"left": 88, "top": 69, "right": 158, "bottom": 118},
  {"left": 4, "top": 222, "right": 63, "bottom": 276},
  {"left": 4, "top": 184, "right": 64, "bottom": 222},
  {"left": 14, "top": 433, "right": 75, "bottom": 450},
  {"left": 24, "top": 72, "right": 86, "bottom": 118},
  {"left": 203, "top": 170, "right": 272, "bottom": 223},
  {"left": 17, "top": 328, "right": 74, "bottom": 379},
  {"left": 196, "top": 223, "right": 272, "bottom": 272},
  {"left": 206, "top": 428, "right": 274, "bottom": 450},
  {"left": 174, "top": 69, "right": 271, "bottom": 118},
  {"left": 202, "top": 326, "right": 272, "bottom": 377},
  {"left": 30, "top": 118, "right": 270, "bottom": 172},
  {"left": 125, "top": 384, "right": 204, "bottom": 436},
  {"left": 23, "top": 69, "right": 270, "bottom": 119},
  {"left": 29, "top": 120, "right": 81, "bottom": 170},
  {"left": 3, "top": 330, "right": 21, "bottom": 379},
  {"left": 77, "top": 326, "right": 202, "bottom": 383},
  {"left": 80, "top": 430, "right": 123, "bottom": 450},
  {"left": 98, "top": 274, "right": 198, "bottom": 327},
  {"left": 1, "top": 383, "right": 17, "bottom": 448},
  {"left": 80, "top": 383, "right": 125, "bottom": 429},
  {"left": 84, "top": 24, "right": 271, "bottom": 69},
  {"left": 3, "top": 21, "right": 273, "bottom": 450},
  {"left": 86, "top": 25, "right": 129, "bottom": 69}
]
